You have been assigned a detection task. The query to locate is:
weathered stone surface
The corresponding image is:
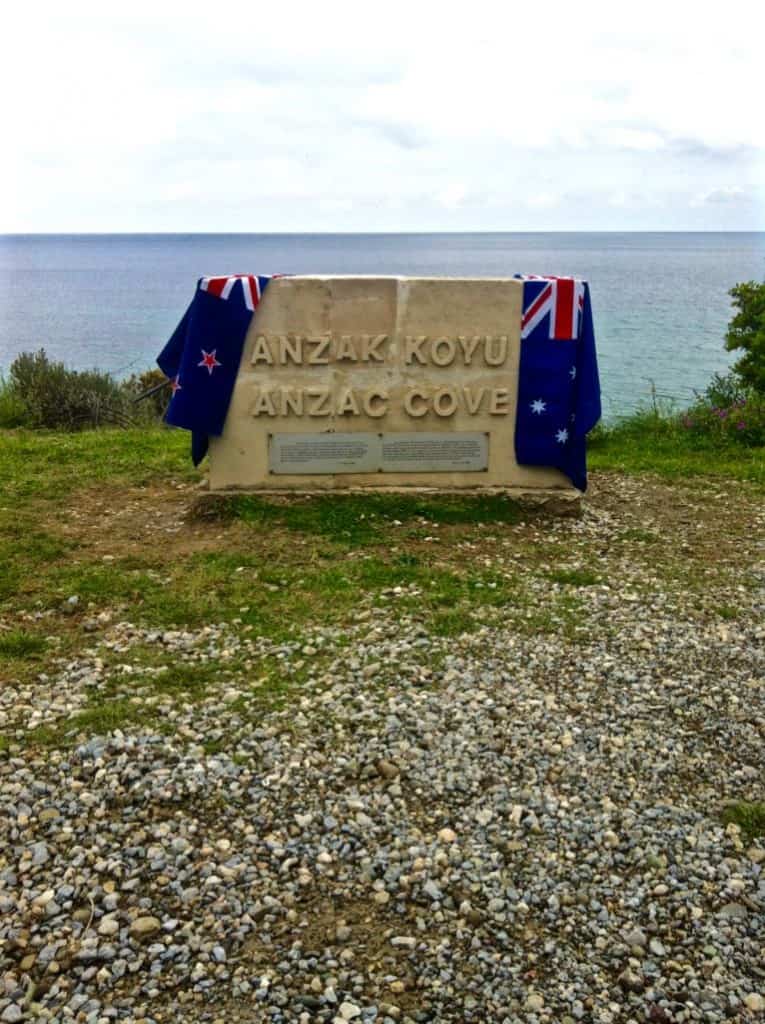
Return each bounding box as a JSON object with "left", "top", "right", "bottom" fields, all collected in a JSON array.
[{"left": 209, "top": 276, "right": 575, "bottom": 495}]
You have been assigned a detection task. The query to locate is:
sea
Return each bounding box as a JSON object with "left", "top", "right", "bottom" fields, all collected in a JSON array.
[{"left": 1, "top": 232, "right": 763, "bottom": 420}]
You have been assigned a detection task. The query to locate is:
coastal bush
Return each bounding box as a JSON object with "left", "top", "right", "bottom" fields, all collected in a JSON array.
[
  {"left": 0, "top": 377, "right": 31, "bottom": 428},
  {"left": 703, "top": 370, "right": 749, "bottom": 409},
  {"left": 120, "top": 368, "right": 171, "bottom": 421},
  {"left": 588, "top": 407, "right": 764, "bottom": 484},
  {"left": 593, "top": 385, "right": 765, "bottom": 454},
  {"left": 681, "top": 380, "right": 765, "bottom": 448},
  {"left": 725, "top": 279, "right": 765, "bottom": 394},
  {"left": 6, "top": 349, "right": 132, "bottom": 430}
]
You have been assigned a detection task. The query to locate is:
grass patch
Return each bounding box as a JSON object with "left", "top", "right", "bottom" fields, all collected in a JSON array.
[
  {"left": 618, "top": 527, "right": 661, "bottom": 544},
  {"left": 0, "top": 428, "right": 533, "bottom": 639},
  {"left": 0, "top": 427, "right": 192, "bottom": 506},
  {"left": 4, "top": 647, "right": 317, "bottom": 752},
  {"left": 722, "top": 801, "right": 765, "bottom": 843},
  {"left": 546, "top": 568, "right": 601, "bottom": 587},
  {"left": 206, "top": 491, "right": 524, "bottom": 546},
  {"left": 431, "top": 609, "right": 476, "bottom": 637},
  {"left": 0, "top": 420, "right": 760, "bottom": 744},
  {"left": 25, "top": 698, "right": 168, "bottom": 748},
  {"left": 0, "top": 517, "right": 77, "bottom": 602},
  {"left": 45, "top": 561, "right": 168, "bottom": 609},
  {"left": 142, "top": 662, "right": 222, "bottom": 698},
  {"left": 589, "top": 412, "right": 764, "bottom": 486},
  {"left": 29, "top": 545, "right": 535, "bottom": 641},
  {"left": 515, "top": 593, "right": 586, "bottom": 639},
  {"left": 0, "top": 629, "right": 48, "bottom": 659}
]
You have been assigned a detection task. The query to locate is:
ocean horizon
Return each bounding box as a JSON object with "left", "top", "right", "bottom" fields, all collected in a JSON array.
[{"left": 2, "top": 231, "right": 763, "bottom": 420}]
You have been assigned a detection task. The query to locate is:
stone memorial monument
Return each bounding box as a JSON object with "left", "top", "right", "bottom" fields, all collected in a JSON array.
[{"left": 207, "top": 276, "right": 578, "bottom": 499}]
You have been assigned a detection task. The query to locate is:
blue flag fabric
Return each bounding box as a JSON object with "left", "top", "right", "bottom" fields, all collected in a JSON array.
[
  {"left": 156, "top": 275, "right": 273, "bottom": 465},
  {"left": 514, "top": 277, "right": 601, "bottom": 491},
  {"left": 157, "top": 273, "right": 601, "bottom": 489}
]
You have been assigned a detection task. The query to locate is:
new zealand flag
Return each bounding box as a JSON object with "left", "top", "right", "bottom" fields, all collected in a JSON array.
[
  {"left": 514, "top": 276, "right": 601, "bottom": 491},
  {"left": 156, "top": 275, "right": 274, "bottom": 465}
]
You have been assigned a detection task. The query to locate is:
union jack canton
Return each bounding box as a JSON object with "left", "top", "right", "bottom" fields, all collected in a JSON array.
[
  {"left": 520, "top": 275, "right": 586, "bottom": 340},
  {"left": 157, "top": 274, "right": 275, "bottom": 465}
]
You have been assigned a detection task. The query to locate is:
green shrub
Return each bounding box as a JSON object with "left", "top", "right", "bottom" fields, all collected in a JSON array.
[
  {"left": 681, "top": 376, "right": 765, "bottom": 448},
  {"left": 0, "top": 377, "right": 31, "bottom": 428},
  {"left": 120, "top": 368, "right": 170, "bottom": 422},
  {"left": 726, "top": 280, "right": 765, "bottom": 394},
  {"left": 8, "top": 349, "right": 132, "bottom": 430},
  {"left": 704, "top": 371, "right": 749, "bottom": 409}
]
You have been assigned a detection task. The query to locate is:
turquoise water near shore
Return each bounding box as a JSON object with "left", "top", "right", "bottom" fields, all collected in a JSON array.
[{"left": 1, "top": 232, "right": 763, "bottom": 419}]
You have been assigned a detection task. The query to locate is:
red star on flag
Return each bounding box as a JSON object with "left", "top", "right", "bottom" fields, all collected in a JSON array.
[
  {"left": 169, "top": 375, "right": 182, "bottom": 394},
  {"left": 198, "top": 349, "right": 222, "bottom": 375}
]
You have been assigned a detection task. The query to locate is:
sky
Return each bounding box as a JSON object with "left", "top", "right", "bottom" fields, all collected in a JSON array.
[{"left": 2, "top": 0, "right": 763, "bottom": 233}]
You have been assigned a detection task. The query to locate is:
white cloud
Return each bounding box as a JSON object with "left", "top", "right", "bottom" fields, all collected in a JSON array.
[
  {"left": 527, "top": 193, "right": 561, "bottom": 210},
  {"left": 436, "top": 185, "right": 468, "bottom": 210},
  {"left": 1, "top": 0, "right": 763, "bottom": 230},
  {"left": 692, "top": 185, "right": 755, "bottom": 207}
]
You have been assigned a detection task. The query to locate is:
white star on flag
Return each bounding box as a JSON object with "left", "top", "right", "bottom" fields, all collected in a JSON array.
[
  {"left": 569, "top": 365, "right": 577, "bottom": 379},
  {"left": 530, "top": 399, "right": 547, "bottom": 415},
  {"left": 555, "top": 428, "right": 569, "bottom": 444}
]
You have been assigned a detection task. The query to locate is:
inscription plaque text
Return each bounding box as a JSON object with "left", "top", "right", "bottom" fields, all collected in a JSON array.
[{"left": 269, "top": 432, "right": 488, "bottom": 475}]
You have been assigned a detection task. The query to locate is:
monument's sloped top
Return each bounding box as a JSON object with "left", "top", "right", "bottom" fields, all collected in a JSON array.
[
  {"left": 279, "top": 275, "right": 525, "bottom": 281},
  {"left": 250, "top": 274, "right": 587, "bottom": 284}
]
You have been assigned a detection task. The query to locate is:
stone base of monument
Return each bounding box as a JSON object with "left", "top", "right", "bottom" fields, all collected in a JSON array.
[
  {"left": 206, "top": 275, "right": 585, "bottom": 508},
  {"left": 195, "top": 483, "right": 582, "bottom": 518}
]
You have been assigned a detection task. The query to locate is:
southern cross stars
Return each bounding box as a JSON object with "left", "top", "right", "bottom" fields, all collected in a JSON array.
[
  {"left": 169, "top": 375, "right": 182, "bottom": 394},
  {"left": 569, "top": 365, "right": 577, "bottom": 379},
  {"left": 198, "top": 349, "right": 222, "bottom": 375},
  {"left": 530, "top": 399, "right": 572, "bottom": 444}
]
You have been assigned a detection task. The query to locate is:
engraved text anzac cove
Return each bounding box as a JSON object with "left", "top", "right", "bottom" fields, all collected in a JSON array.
[{"left": 249, "top": 333, "right": 512, "bottom": 419}]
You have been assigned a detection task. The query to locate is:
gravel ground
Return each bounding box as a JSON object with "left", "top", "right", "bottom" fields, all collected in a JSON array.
[{"left": 1, "top": 475, "right": 764, "bottom": 1023}]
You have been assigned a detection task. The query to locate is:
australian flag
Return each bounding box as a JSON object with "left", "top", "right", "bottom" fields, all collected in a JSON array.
[
  {"left": 156, "top": 275, "right": 274, "bottom": 465},
  {"left": 514, "top": 276, "right": 601, "bottom": 491}
]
